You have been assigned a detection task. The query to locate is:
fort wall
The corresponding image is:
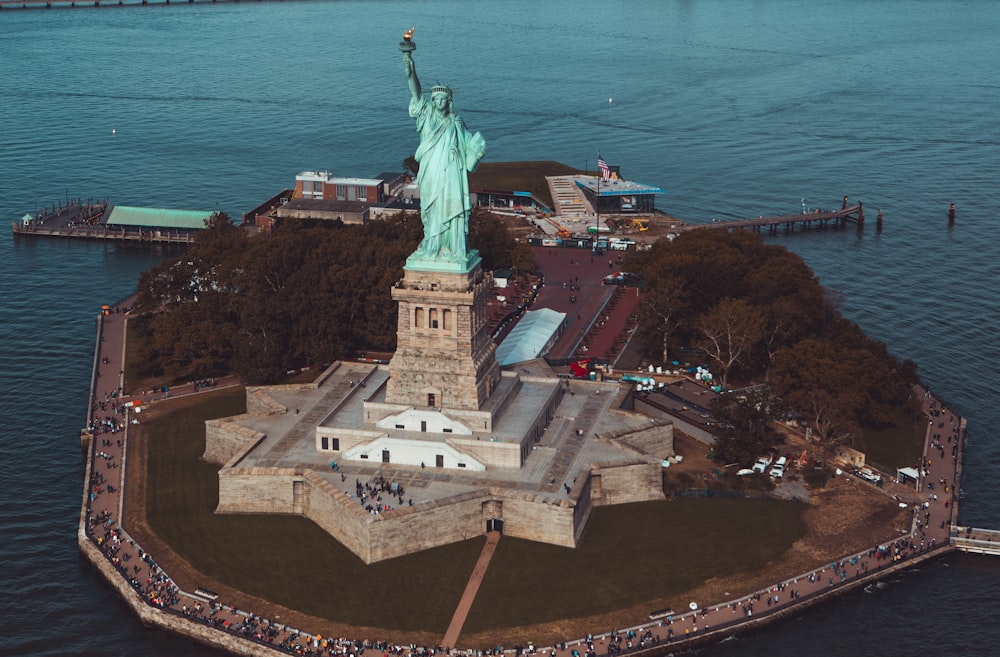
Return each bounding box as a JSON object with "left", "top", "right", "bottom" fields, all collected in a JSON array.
[
  {"left": 591, "top": 462, "right": 664, "bottom": 506},
  {"left": 204, "top": 417, "right": 265, "bottom": 466},
  {"left": 214, "top": 460, "right": 605, "bottom": 563},
  {"left": 216, "top": 468, "right": 301, "bottom": 514},
  {"left": 500, "top": 493, "right": 580, "bottom": 548},
  {"left": 301, "top": 472, "right": 377, "bottom": 562}
]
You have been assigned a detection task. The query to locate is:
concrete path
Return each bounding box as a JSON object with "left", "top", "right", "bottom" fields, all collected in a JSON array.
[{"left": 442, "top": 531, "right": 501, "bottom": 648}]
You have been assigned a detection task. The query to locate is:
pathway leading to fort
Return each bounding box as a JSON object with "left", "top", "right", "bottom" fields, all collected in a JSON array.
[{"left": 443, "top": 531, "right": 501, "bottom": 648}]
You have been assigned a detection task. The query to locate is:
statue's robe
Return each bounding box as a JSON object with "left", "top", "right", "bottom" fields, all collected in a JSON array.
[{"left": 410, "top": 95, "right": 484, "bottom": 262}]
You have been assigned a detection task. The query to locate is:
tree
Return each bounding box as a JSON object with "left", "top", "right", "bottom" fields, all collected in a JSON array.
[
  {"left": 403, "top": 155, "right": 419, "bottom": 177},
  {"left": 698, "top": 298, "right": 764, "bottom": 388},
  {"left": 641, "top": 275, "right": 688, "bottom": 364},
  {"left": 709, "top": 387, "right": 784, "bottom": 464},
  {"left": 803, "top": 389, "right": 860, "bottom": 447},
  {"left": 126, "top": 208, "right": 537, "bottom": 385},
  {"left": 770, "top": 336, "right": 882, "bottom": 446},
  {"left": 756, "top": 296, "right": 817, "bottom": 381},
  {"left": 468, "top": 208, "right": 534, "bottom": 272}
]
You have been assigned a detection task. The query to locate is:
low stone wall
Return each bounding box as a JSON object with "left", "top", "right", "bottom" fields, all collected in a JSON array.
[
  {"left": 302, "top": 472, "right": 377, "bottom": 561},
  {"left": 367, "top": 491, "right": 488, "bottom": 562},
  {"left": 245, "top": 388, "right": 288, "bottom": 415},
  {"left": 215, "top": 465, "right": 592, "bottom": 563},
  {"left": 620, "top": 546, "right": 955, "bottom": 657},
  {"left": 449, "top": 435, "right": 524, "bottom": 469}
]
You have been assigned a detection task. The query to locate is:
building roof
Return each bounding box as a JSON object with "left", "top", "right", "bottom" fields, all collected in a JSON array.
[
  {"left": 106, "top": 206, "right": 215, "bottom": 229},
  {"left": 295, "top": 171, "right": 383, "bottom": 186},
  {"left": 575, "top": 175, "right": 664, "bottom": 196},
  {"left": 375, "top": 172, "right": 406, "bottom": 184},
  {"left": 495, "top": 308, "right": 566, "bottom": 367},
  {"left": 327, "top": 176, "right": 384, "bottom": 187},
  {"left": 281, "top": 198, "right": 370, "bottom": 213}
]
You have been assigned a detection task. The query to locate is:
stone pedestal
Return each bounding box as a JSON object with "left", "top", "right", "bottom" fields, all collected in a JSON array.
[{"left": 386, "top": 254, "right": 501, "bottom": 411}]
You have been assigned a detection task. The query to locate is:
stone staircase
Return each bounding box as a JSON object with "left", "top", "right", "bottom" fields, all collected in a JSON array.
[{"left": 545, "top": 175, "right": 593, "bottom": 217}]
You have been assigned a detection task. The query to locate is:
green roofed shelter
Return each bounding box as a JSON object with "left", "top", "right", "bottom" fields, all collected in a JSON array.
[{"left": 106, "top": 206, "right": 216, "bottom": 232}]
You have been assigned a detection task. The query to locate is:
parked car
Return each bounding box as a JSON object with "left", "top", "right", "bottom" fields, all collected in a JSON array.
[{"left": 858, "top": 468, "right": 882, "bottom": 484}]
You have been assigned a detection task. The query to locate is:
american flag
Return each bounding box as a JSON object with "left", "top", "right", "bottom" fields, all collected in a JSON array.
[{"left": 597, "top": 157, "right": 610, "bottom": 181}]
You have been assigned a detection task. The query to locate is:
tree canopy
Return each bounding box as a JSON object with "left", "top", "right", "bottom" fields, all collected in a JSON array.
[
  {"left": 626, "top": 229, "right": 919, "bottom": 450},
  {"left": 132, "top": 209, "right": 532, "bottom": 385}
]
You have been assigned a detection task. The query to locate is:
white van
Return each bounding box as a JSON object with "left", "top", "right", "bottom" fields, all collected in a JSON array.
[{"left": 770, "top": 456, "right": 787, "bottom": 478}]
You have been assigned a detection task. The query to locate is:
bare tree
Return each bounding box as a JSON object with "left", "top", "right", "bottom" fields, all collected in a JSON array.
[
  {"left": 642, "top": 276, "right": 687, "bottom": 364},
  {"left": 698, "top": 298, "right": 764, "bottom": 388}
]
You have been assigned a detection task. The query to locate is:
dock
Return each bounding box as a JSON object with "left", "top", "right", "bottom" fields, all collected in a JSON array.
[
  {"left": 13, "top": 199, "right": 209, "bottom": 245},
  {"left": 680, "top": 203, "right": 866, "bottom": 234}
]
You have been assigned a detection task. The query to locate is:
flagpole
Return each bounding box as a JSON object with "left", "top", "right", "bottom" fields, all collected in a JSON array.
[
  {"left": 595, "top": 152, "right": 601, "bottom": 252},
  {"left": 595, "top": 175, "right": 600, "bottom": 250}
]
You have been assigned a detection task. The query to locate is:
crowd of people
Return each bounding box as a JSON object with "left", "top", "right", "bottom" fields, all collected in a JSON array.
[{"left": 353, "top": 475, "right": 412, "bottom": 514}]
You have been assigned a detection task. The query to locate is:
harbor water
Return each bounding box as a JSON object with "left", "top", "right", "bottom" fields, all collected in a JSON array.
[{"left": 1, "top": 1, "right": 998, "bottom": 654}]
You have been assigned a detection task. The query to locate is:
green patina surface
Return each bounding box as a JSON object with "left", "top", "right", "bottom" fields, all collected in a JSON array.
[{"left": 107, "top": 205, "right": 214, "bottom": 229}]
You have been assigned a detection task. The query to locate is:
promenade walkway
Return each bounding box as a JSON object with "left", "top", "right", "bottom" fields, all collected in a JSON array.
[
  {"left": 81, "top": 301, "right": 331, "bottom": 654},
  {"left": 80, "top": 298, "right": 969, "bottom": 656}
]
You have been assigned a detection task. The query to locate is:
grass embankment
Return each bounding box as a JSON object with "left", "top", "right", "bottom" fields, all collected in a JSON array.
[
  {"left": 130, "top": 390, "right": 811, "bottom": 644},
  {"left": 470, "top": 161, "right": 582, "bottom": 209}
]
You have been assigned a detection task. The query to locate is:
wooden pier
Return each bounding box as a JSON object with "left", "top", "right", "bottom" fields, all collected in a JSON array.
[
  {"left": 12, "top": 199, "right": 204, "bottom": 245},
  {"left": 680, "top": 203, "right": 866, "bottom": 234},
  {"left": 12, "top": 221, "right": 196, "bottom": 244}
]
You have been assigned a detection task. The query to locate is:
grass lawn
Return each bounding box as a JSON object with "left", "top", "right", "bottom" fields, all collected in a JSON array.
[
  {"left": 141, "top": 390, "right": 808, "bottom": 639},
  {"left": 463, "top": 498, "right": 805, "bottom": 633},
  {"left": 860, "top": 405, "right": 927, "bottom": 471}
]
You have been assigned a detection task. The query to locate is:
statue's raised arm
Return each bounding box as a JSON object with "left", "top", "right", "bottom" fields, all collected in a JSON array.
[
  {"left": 401, "top": 28, "right": 421, "bottom": 101},
  {"left": 404, "top": 53, "right": 421, "bottom": 101}
]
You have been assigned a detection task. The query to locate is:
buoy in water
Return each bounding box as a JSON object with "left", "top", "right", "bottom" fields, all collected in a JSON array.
[{"left": 112, "top": 128, "right": 117, "bottom": 135}]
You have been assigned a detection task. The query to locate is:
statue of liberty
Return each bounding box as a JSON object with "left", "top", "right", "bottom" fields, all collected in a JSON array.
[{"left": 401, "top": 31, "right": 486, "bottom": 267}]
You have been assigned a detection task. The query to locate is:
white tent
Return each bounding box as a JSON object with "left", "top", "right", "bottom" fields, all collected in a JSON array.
[{"left": 495, "top": 308, "right": 566, "bottom": 366}]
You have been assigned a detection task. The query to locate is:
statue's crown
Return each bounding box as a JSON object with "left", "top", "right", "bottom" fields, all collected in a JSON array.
[{"left": 430, "top": 85, "right": 452, "bottom": 99}]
